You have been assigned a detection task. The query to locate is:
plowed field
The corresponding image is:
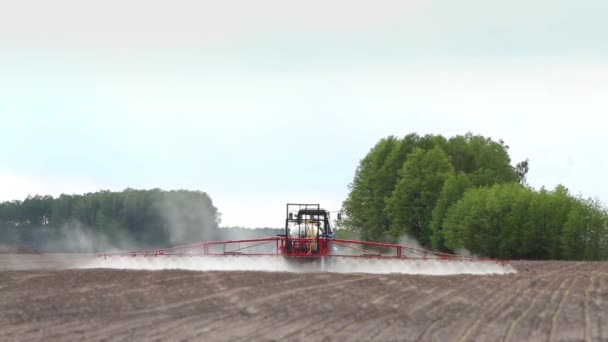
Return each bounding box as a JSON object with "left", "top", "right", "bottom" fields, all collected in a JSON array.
[{"left": 1, "top": 255, "right": 607, "bottom": 341}]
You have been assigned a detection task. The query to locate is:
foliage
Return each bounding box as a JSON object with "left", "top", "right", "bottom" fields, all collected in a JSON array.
[
  {"left": 343, "top": 132, "right": 518, "bottom": 244},
  {"left": 342, "top": 136, "right": 399, "bottom": 241},
  {"left": 343, "top": 132, "right": 608, "bottom": 260},
  {"left": 342, "top": 134, "right": 453, "bottom": 242},
  {"left": 385, "top": 147, "right": 454, "bottom": 245},
  {"left": 442, "top": 184, "right": 608, "bottom": 260},
  {"left": 430, "top": 172, "right": 472, "bottom": 251},
  {"left": 335, "top": 228, "right": 363, "bottom": 240},
  {"left": 561, "top": 199, "right": 608, "bottom": 260}
]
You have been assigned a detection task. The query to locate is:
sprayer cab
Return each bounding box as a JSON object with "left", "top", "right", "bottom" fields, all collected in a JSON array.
[
  {"left": 280, "top": 203, "right": 335, "bottom": 256},
  {"left": 285, "top": 203, "right": 335, "bottom": 238}
]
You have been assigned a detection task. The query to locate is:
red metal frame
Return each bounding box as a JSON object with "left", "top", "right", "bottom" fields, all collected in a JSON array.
[{"left": 98, "top": 237, "right": 509, "bottom": 265}]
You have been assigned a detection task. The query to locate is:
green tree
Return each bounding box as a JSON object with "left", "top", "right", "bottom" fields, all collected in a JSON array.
[
  {"left": 343, "top": 133, "right": 520, "bottom": 246},
  {"left": 443, "top": 187, "right": 493, "bottom": 255},
  {"left": 442, "top": 183, "right": 607, "bottom": 260},
  {"left": 430, "top": 172, "right": 472, "bottom": 250},
  {"left": 546, "top": 185, "right": 577, "bottom": 258},
  {"left": 342, "top": 134, "right": 449, "bottom": 241},
  {"left": 561, "top": 200, "right": 588, "bottom": 259},
  {"left": 342, "top": 136, "right": 400, "bottom": 241},
  {"left": 385, "top": 147, "right": 454, "bottom": 245},
  {"left": 445, "top": 133, "right": 518, "bottom": 186},
  {"left": 561, "top": 198, "right": 608, "bottom": 260}
]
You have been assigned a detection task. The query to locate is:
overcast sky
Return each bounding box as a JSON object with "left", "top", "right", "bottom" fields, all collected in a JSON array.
[{"left": 1, "top": 1, "right": 607, "bottom": 227}]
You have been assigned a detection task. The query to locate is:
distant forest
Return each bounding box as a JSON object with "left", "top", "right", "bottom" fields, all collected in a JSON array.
[
  {"left": 0, "top": 189, "right": 223, "bottom": 252},
  {"left": 342, "top": 133, "right": 608, "bottom": 260}
]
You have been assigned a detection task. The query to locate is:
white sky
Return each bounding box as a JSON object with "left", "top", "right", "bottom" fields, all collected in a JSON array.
[{"left": 1, "top": 1, "right": 607, "bottom": 227}]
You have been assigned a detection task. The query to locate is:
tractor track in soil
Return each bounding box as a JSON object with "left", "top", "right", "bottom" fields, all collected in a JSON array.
[{"left": 1, "top": 255, "right": 608, "bottom": 341}]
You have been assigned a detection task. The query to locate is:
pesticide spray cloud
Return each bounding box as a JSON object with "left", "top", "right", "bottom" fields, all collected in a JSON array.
[
  {"left": 82, "top": 255, "right": 515, "bottom": 275},
  {"left": 81, "top": 232, "right": 515, "bottom": 275},
  {"left": 157, "top": 190, "right": 220, "bottom": 245},
  {"left": 45, "top": 220, "right": 135, "bottom": 253}
]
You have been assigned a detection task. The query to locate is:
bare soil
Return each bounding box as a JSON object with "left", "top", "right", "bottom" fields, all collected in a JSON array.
[{"left": 1, "top": 255, "right": 607, "bottom": 341}]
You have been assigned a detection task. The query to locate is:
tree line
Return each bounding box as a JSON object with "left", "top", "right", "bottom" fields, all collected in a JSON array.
[
  {"left": 0, "top": 189, "right": 220, "bottom": 252},
  {"left": 342, "top": 133, "right": 608, "bottom": 260}
]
